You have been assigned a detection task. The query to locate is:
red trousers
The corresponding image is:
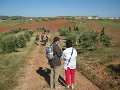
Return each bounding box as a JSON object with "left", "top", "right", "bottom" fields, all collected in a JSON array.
[{"left": 65, "top": 67, "right": 76, "bottom": 86}]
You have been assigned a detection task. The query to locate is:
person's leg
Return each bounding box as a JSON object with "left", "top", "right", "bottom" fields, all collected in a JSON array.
[
  {"left": 44, "top": 41, "right": 46, "bottom": 46},
  {"left": 70, "top": 69, "right": 76, "bottom": 89},
  {"left": 50, "top": 67, "right": 54, "bottom": 88},
  {"left": 65, "top": 67, "right": 70, "bottom": 87},
  {"left": 54, "top": 66, "right": 60, "bottom": 88},
  {"left": 37, "top": 40, "right": 39, "bottom": 45}
]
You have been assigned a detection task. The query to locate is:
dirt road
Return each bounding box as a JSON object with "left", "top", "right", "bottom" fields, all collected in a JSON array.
[{"left": 13, "top": 39, "right": 100, "bottom": 90}]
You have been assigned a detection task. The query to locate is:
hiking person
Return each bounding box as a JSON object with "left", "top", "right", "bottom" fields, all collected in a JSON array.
[
  {"left": 43, "top": 32, "right": 48, "bottom": 46},
  {"left": 35, "top": 35, "right": 39, "bottom": 45},
  {"left": 44, "top": 27, "right": 47, "bottom": 33},
  {"left": 47, "top": 36, "right": 62, "bottom": 89},
  {"left": 41, "top": 33, "right": 44, "bottom": 42},
  {"left": 61, "top": 39, "right": 77, "bottom": 89}
]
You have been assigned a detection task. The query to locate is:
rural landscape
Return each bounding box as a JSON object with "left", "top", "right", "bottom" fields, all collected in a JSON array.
[
  {"left": 0, "top": 0, "right": 120, "bottom": 90},
  {"left": 0, "top": 16, "right": 120, "bottom": 90}
]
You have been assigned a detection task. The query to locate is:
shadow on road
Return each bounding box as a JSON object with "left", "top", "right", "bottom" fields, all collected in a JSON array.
[
  {"left": 36, "top": 67, "right": 66, "bottom": 87},
  {"left": 36, "top": 67, "right": 51, "bottom": 86}
]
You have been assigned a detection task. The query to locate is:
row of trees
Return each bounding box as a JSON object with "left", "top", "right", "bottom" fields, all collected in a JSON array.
[
  {"left": 0, "top": 28, "right": 33, "bottom": 53},
  {"left": 0, "top": 16, "right": 24, "bottom": 20}
]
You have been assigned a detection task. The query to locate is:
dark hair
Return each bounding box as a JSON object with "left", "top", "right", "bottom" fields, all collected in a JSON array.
[
  {"left": 66, "top": 39, "right": 72, "bottom": 48},
  {"left": 53, "top": 36, "right": 60, "bottom": 43}
]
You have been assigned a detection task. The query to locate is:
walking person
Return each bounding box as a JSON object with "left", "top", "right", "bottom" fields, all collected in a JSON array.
[
  {"left": 35, "top": 35, "right": 39, "bottom": 45},
  {"left": 61, "top": 39, "right": 77, "bottom": 89},
  {"left": 43, "top": 32, "right": 48, "bottom": 46},
  {"left": 47, "top": 36, "right": 62, "bottom": 89},
  {"left": 40, "top": 33, "right": 44, "bottom": 42}
]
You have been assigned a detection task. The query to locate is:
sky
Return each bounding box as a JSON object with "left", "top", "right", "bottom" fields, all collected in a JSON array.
[{"left": 0, "top": 0, "right": 120, "bottom": 17}]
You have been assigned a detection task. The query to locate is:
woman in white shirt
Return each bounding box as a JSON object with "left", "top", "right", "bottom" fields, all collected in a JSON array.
[{"left": 61, "top": 40, "right": 77, "bottom": 89}]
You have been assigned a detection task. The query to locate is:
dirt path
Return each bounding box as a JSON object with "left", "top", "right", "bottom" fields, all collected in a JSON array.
[{"left": 13, "top": 37, "right": 100, "bottom": 90}]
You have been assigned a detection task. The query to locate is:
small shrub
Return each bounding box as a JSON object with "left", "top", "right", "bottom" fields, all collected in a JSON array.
[
  {"left": 58, "top": 27, "right": 69, "bottom": 36},
  {"left": 100, "top": 30, "right": 112, "bottom": 47},
  {"left": 24, "top": 31, "right": 31, "bottom": 41},
  {"left": 66, "top": 32, "right": 78, "bottom": 44},
  {"left": 79, "top": 30, "right": 99, "bottom": 50},
  {"left": 16, "top": 34, "right": 26, "bottom": 48},
  {"left": 0, "top": 35, "right": 16, "bottom": 52}
]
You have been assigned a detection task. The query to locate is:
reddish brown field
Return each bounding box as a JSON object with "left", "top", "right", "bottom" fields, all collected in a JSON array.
[
  {"left": 86, "top": 24, "right": 120, "bottom": 45},
  {"left": 0, "top": 20, "right": 69, "bottom": 33}
]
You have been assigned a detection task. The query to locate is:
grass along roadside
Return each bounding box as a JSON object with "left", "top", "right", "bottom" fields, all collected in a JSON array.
[
  {"left": 77, "top": 47, "right": 120, "bottom": 90},
  {"left": 0, "top": 36, "right": 35, "bottom": 90}
]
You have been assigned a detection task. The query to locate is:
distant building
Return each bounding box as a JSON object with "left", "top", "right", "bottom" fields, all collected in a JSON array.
[
  {"left": 87, "top": 16, "right": 93, "bottom": 19},
  {"left": 0, "top": 19, "right": 6, "bottom": 22},
  {"left": 108, "top": 17, "right": 114, "bottom": 20},
  {"left": 87, "top": 16, "right": 100, "bottom": 20},
  {"left": 24, "top": 18, "right": 33, "bottom": 21}
]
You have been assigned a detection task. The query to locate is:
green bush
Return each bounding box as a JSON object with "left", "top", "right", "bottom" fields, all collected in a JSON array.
[
  {"left": 11, "top": 28, "right": 24, "bottom": 33},
  {"left": 24, "top": 30, "right": 33, "bottom": 41},
  {"left": 100, "top": 30, "right": 111, "bottom": 47},
  {"left": 28, "top": 30, "right": 33, "bottom": 36},
  {"left": 58, "top": 27, "right": 69, "bottom": 36},
  {"left": 0, "top": 30, "right": 33, "bottom": 53},
  {"left": 16, "top": 30, "right": 33, "bottom": 48},
  {"left": 79, "top": 30, "right": 99, "bottom": 50},
  {"left": 78, "top": 29, "right": 112, "bottom": 51},
  {"left": 24, "top": 31, "right": 31, "bottom": 41},
  {"left": 66, "top": 32, "right": 78, "bottom": 44},
  {"left": 0, "top": 35, "right": 16, "bottom": 52},
  {"left": 16, "top": 34, "right": 26, "bottom": 48}
]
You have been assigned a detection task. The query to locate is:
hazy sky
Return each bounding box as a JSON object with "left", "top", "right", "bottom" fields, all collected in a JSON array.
[{"left": 0, "top": 0, "right": 120, "bottom": 17}]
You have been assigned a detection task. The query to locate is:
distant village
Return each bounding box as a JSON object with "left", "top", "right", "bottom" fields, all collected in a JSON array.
[
  {"left": 0, "top": 15, "right": 120, "bottom": 23},
  {"left": 56, "top": 16, "right": 120, "bottom": 20}
]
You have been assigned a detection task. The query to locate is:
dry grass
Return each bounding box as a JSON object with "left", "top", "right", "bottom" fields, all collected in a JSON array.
[
  {"left": 0, "top": 36, "right": 35, "bottom": 90},
  {"left": 77, "top": 47, "right": 120, "bottom": 90}
]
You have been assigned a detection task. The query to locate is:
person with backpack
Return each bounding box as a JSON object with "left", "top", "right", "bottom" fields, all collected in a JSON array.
[
  {"left": 46, "top": 36, "right": 62, "bottom": 89},
  {"left": 61, "top": 40, "right": 77, "bottom": 89}
]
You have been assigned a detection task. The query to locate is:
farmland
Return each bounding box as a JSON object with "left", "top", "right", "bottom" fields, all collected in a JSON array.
[
  {"left": 0, "top": 18, "right": 120, "bottom": 90},
  {"left": 0, "top": 19, "right": 69, "bottom": 32},
  {"left": 59, "top": 19, "right": 120, "bottom": 90}
]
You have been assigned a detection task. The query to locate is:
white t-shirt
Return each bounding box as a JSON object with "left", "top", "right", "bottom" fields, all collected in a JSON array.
[{"left": 61, "top": 47, "right": 77, "bottom": 69}]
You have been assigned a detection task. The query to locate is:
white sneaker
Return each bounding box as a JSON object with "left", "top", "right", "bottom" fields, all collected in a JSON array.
[
  {"left": 66, "top": 85, "right": 70, "bottom": 89},
  {"left": 71, "top": 85, "right": 74, "bottom": 89}
]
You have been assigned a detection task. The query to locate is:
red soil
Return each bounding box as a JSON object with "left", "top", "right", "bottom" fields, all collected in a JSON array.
[{"left": 0, "top": 20, "right": 69, "bottom": 33}]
